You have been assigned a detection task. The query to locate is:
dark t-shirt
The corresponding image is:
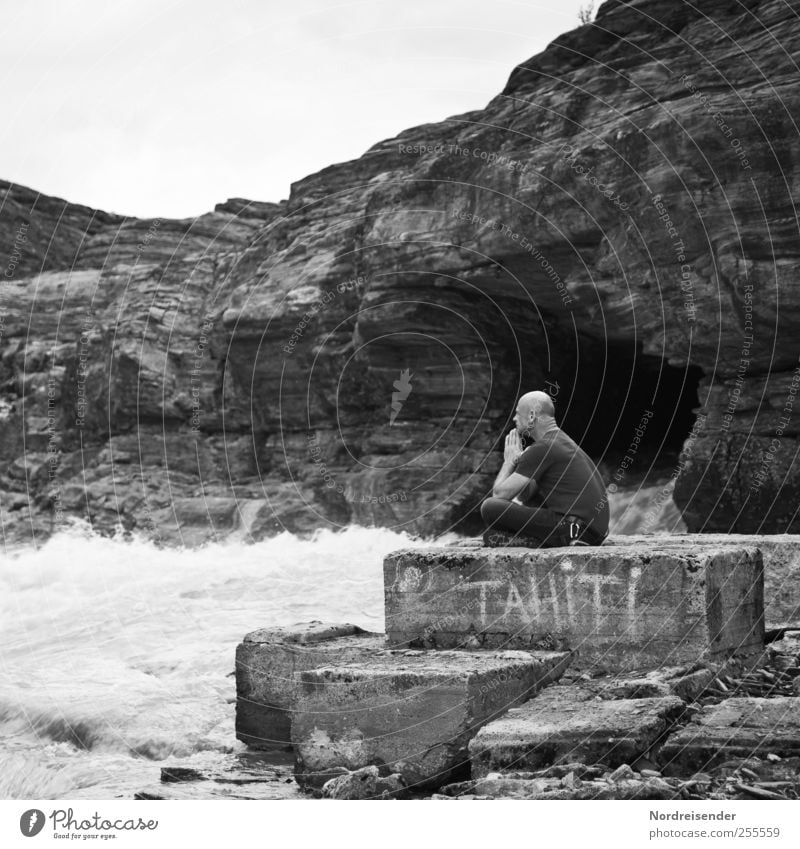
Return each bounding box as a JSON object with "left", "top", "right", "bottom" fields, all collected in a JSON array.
[{"left": 515, "top": 428, "right": 609, "bottom": 537}]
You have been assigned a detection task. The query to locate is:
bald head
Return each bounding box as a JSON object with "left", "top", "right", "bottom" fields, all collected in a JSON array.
[
  {"left": 514, "top": 390, "right": 556, "bottom": 438},
  {"left": 519, "top": 391, "right": 554, "bottom": 418}
]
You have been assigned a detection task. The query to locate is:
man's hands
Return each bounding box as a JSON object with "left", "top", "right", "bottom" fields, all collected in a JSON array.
[
  {"left": 504, "top": 429, "right": 524, "bottom": 465},
  {"left": 492, "top": 428, "right": 533, "bottom": 499}
]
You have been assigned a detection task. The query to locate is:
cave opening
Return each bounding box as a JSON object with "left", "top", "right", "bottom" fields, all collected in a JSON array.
[{"left": 556, "top": 339, "right": 704, "bottom": 485}]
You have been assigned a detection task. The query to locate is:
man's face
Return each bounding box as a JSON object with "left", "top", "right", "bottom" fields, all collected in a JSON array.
[{"left": 513, "top": 403, "right": 532, "bottom": 435}]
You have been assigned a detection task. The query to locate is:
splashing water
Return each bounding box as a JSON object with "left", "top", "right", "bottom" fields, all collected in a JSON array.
[
  {"left": 608, "top": 478, "right": 687, "bottom": 535},
  {"left": 0, "top": 525, "right": 426, "bottom": 798},
  {"left": 0, "top": 487, "right": 677, "bottom": 798}
]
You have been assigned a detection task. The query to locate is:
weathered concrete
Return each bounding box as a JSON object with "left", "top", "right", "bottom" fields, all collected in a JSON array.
[
  {"left": 386, "top": 544, "right": 764, "bottom": 669},
  {"left": 610, "top": 535, "right": 800, "bottom": 627},
  {"left": 291, "top": 648, "right": 571, "bottom": 789},
  {"left": 450, "top": 534, "right": 800, "bottom": 628},
  {"left": 235, "top": 621, "right": 385, "bottom": 748},
  {"left": 469, "top": 685, "right": 684, "bottom": 776},
  {"left": 563, "top": 665, "right": 715, "bottom": 702},
  {"left": 590, "top": 666, "right": 714, "bottom": 702},
  {"left": 660, "top": 696, "right": 800, "bottom": 773}
]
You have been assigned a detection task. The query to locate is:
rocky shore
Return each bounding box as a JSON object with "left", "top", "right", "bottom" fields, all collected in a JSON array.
[{"left": 183, "top": 536, "right": 800, "bottom": 801}]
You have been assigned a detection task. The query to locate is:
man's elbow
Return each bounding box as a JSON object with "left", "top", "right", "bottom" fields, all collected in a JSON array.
[{"left": 493, "top": 482, "right": 516, "bottom": 500}]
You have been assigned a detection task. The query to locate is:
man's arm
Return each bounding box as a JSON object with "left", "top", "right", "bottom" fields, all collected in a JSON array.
[
  {"left": 494, "top": 469, "right": 537, "bottom": 501},
  {"left": 492, "top": 431, "right": 538, "bottom": 500}
]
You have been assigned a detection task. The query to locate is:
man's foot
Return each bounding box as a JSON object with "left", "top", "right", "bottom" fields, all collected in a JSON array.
[{"left": 483, "top": 529, "right": 542, "bottom": 548}]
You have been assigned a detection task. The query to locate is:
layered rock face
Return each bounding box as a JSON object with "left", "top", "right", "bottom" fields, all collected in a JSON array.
[{"left": 1, "top": 0, "right": 798, "bottom": 543}]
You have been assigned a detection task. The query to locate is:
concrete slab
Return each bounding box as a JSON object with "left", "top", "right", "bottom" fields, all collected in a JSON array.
[
  {"left": 291, "top": 648, "right": 571, "bottom": 790},
  {"left": 385, "top": 544, "right": 764, "bottom": 670},
  {"left": 469, "top": 685, "right": 684, "bottom": 776},
  {"left": 660, "top": 696, "right": 800, "bottom": 772},
  {"left": 235, "top": 621, "right": 385, "bottom": 748}
]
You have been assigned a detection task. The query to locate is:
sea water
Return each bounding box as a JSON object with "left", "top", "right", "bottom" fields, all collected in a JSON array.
[{"left": 0, "top": 482, "right": 682, "bottom": 799}]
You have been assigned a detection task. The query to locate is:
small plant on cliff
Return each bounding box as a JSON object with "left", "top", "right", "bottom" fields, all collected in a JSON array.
[{"left": 578, "top": 1, "right": 597, "bottom": 24}]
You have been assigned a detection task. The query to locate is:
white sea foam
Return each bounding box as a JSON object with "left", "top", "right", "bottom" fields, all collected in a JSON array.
[{"left": 0, "top": 525, "right": 427, "bottom": 797}]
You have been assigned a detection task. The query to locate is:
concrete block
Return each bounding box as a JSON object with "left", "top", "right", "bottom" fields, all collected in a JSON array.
[
  {"left": 660, "top": 696, "right": 800, "bottom": 772},
  {"left": 235, "top": 621, "right": 384, "bottom": 748},
  {"left": 450, "top": 533, "right": 800, "bottom": 628},
  {"left": 385, "top": 544, "right": 764, "bottom": 670},
  {"left": 607, "top": 534, "right": 800, "bottom": 627},
  {"left": 469, "top": 685, "right": 684, "bottom": 776},
  {"left": 291, "top": 648, "right": 571, "bottom": 789}
]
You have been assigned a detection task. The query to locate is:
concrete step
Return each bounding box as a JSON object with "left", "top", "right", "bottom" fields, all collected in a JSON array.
[
  {"left": 291, "top": 648, "right": 572, "bottom": 790},
  {"left": 660, "top": 696, "right": 800, "bottom": 772},
  {"left": 385, "top": 543, "right": 764, "bottom": 670},
  {"left": 235, "top": 621, "right": 385, "bottom": 748},
  {"left": 468, "top": 684, "right": 684, "bottom": 777}
]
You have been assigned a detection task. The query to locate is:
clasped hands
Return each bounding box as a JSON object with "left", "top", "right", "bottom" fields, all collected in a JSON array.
[{"left": 504, "top": 429, "right": 524, "bottom": 465}]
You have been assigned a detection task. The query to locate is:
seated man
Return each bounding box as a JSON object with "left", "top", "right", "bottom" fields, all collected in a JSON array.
[{"left": 481, "top": 390, "right": 609, "bottom": 547}]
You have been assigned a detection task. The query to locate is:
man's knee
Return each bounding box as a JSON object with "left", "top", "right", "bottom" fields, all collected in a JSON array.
[{"left": 481, "top": 496, "right": 509, "bottom": 523}]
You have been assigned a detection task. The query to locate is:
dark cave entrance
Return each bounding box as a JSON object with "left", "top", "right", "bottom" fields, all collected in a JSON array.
[
  {"left": 455, "top": 335, "right": 704, "bottom": 536},
  {"left": 556, "top": 338, "right": 704, "bottom": 484}
]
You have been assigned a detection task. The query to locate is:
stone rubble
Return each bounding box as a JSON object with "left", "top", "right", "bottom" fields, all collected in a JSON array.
[{"left": 321, "top": 766, "right": 407, "bottom": 800}]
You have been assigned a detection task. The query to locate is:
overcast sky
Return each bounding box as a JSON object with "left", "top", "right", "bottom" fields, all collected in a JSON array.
[{"left": 2, "top": 0, "right": 593, "bottom": 219}]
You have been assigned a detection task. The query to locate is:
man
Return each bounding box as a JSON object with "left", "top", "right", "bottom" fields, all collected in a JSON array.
[{"left": 481, "top": 390, "right": 609, "bottom": 547}]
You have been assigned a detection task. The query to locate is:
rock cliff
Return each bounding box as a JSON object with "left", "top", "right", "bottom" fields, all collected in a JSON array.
[{"left": 1, "top": 0, "right": 798, "bottom": 544}]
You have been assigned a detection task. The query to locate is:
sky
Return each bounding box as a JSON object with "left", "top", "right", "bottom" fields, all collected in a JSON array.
[{"left": 1, "top": 0, "right": 595, "bottom": 219}]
